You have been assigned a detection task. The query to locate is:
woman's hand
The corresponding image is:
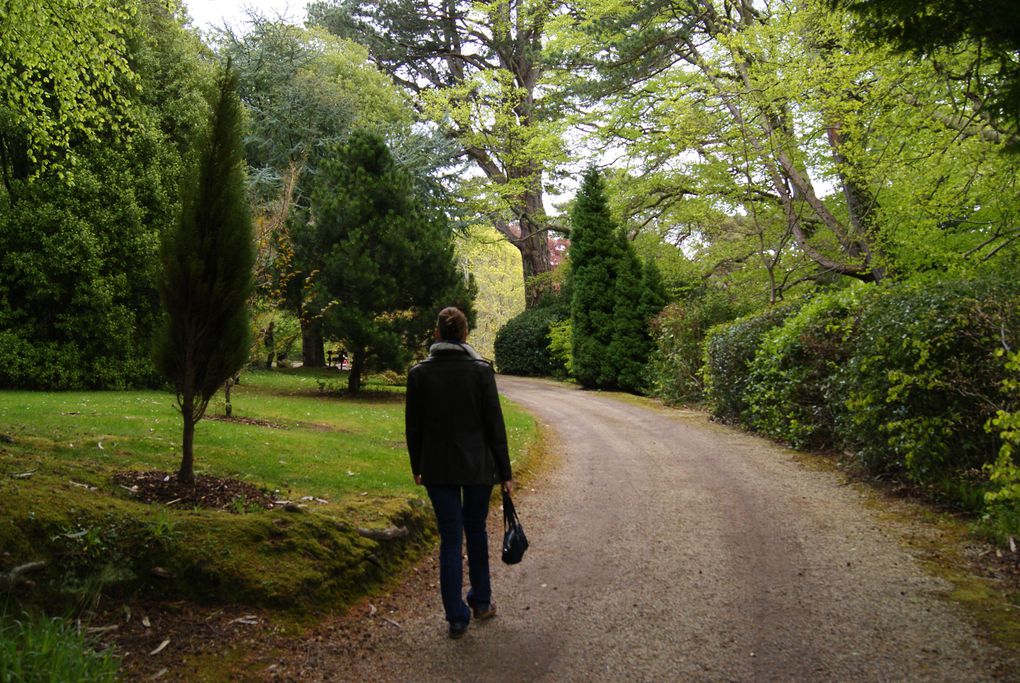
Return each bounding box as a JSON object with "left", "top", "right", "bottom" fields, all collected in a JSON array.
[
  {"left": 414, "top": 474, "right": 422, "bottom": 485},
  {"left": 501, "top": 480, "right": 513, "bottom": 495}
]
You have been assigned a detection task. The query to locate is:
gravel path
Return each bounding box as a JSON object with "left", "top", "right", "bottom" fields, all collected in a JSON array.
[{"left": 283, "top": 376, "right": 1016, "bottom": 682}]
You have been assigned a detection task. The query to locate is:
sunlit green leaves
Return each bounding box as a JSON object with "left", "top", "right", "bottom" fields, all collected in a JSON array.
[{"left": 0, "top": 0, "right": 140, "bottom": 175}]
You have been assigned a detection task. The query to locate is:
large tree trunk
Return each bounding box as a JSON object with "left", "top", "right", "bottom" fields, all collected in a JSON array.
[
  {"left": 826, "top": 124, "right": 885, "bottom": 282},
  {"left": 520, "top": 185, "right": 552, "bottom": 280},
  {"left": 178, "top": 392, "right": 196, "bottom": 485},
  {"left": 347, "top": 347, "right": 366, "bottom": 393},
  {"left": 301, "top": 317, "right": 325, "bottom": 367}
]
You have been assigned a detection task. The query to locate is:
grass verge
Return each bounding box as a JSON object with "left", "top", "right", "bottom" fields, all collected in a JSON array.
[
  {"left": 0, "top": 367, "right": 541, "bottom": 613},
  {"left": 0, "top": 611, "right": 119, "bottom": 682}
]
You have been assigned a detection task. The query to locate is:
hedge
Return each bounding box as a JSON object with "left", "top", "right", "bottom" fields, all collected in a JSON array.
[
  {"left": 744, "top": 286, "right": 865, "bottom": 450},
  {"left": 703, "top": 303, "right": 801, "bottom": 424},
  {"left": 648, "top": 291, "right": 747, "bottom": 405},
  {"left": 493, "top": 295, "right": 569, "bottom": 376},
  {"left": 834, "top": 277, "right": 1020, "bottom": 501}
]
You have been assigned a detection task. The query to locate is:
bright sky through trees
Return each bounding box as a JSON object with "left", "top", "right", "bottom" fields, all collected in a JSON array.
[{"left": 185, "top": 0, "right": 305, "bottom": 31}]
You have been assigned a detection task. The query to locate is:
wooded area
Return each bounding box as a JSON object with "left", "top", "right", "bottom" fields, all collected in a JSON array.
[{"left": 1, "top": 0, "right": 1018, "bottom": 553}]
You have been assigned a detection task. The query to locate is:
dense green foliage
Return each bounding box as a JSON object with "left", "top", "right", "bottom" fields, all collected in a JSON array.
[
  {"left": 568, "top": 168, "right": 664, "bottom": 391},
  {"left": 985, "top": 351, "right": 1020, "bottom": 535},
  {"left": 561, "top": 0, "right": 1020, "bottom": 294},
  {"left": 831, "top": 0, "right": 1020, "bottom": 136},
  {"left": 494, "top": 293, "right": 570, "bottom": 376},
  {"left": 703, "top": 305, "right": 802, "bottom": 424},
  {"left": 306, "top": 131, "right": 473, "bottom": 392},
  {"left": 153, "top": 66, "right": 255, "bottom": 483},
  {"left": 701, "top": 274, "right": 1020, "bottom": 521},
  {"left": 569, "top": 169, "right": 621, "bottom": 387},
  {"left": 835, "top": 278, "right": 1020, "bottom": 492},
  {"left": 0, "top": 0, "right": 137, "bottom": 176},
  {"left": 0, "top": 1, "right": 211, "bottom": 390},
  {"left": 0, "top": 613, "right": 119, "bottom": 682},
  {"left": 0, "top": 149, "right": 166, "bottom": 390},
  {"left": 745, "top": 287, "right": 865, "bottom": 450},
  {"left": 648, "top": 290, "right": 749, "bottom": 406}
]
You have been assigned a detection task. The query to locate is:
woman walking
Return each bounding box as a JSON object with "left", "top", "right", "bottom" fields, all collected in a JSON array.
[{"left": 405, "top": 307, "right": 513, "bottom": 639}]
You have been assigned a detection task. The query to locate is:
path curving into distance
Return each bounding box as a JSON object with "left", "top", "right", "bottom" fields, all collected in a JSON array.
[{"left": 286, "top": 376, "right": 1015, "bottom": 682}]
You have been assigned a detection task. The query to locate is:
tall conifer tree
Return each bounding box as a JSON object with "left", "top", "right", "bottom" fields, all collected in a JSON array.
[
  {"left": 611, "top": 233, "right": 650, "bottom": 392},
  {"left": 570, "top": 168, "right": 622, "bottom": 388},
  {"left": 154, "top": 65, "right": 255, "bottom": 484}
]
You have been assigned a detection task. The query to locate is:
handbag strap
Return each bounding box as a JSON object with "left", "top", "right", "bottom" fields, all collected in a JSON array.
[{"left": 502, "top": 490, "right": 520, "bottom": 528}]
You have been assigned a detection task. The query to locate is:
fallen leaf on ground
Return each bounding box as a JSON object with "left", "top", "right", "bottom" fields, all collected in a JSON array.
[
  {"left": 149, "top": 639, "right": 170, "bottom": 656},
  {"left": 229, "top": 615, "right": 259, "bottom": 625}
]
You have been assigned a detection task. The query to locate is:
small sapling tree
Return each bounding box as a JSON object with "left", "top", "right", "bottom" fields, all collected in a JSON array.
[{"left": 153, "top": 65, "right": 255, "bottom": 484}]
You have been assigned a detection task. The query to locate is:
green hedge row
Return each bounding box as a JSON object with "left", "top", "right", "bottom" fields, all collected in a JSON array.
[
  {"left": 703, "top": 276, "right": 1020, "bottom": 511},
  {"left": 493, "top": 294, "right": 570, "bottom": 377},
  {"left": 648, "top": 291, "right": 748, "bottom": 405}
]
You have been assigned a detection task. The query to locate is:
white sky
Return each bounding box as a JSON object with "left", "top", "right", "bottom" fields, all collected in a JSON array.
[{"left": 184, "top": 0, "right": 306, "bottom": 33}]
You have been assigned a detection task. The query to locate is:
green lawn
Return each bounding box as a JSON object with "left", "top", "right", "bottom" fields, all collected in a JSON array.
[
  {"left": 0, "top": 367, "right": 540, "bottom": 611},
  {"left": 0, "top": 367, "right": 537, "bottom": 502}
]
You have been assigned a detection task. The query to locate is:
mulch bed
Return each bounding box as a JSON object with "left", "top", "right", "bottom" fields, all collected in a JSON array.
[
  {"left": 205, "top": 415, "right": 289, "bottom": 429},
  {"left": 112, "top": 470, "right": 275, "bottom": 512}
]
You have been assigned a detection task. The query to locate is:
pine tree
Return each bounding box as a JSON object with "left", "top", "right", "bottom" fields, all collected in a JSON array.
[
  {"left": 308, "top": 130, "right": 472, "bottom": 392},
  {"left": 570, "top": 167, "right": 671, "bottom": 392},
  {"left": 153, "top": 65, "right": 255, "bottom": 484},
  {"left": 569, "top": 168, "right": 623, "bottom": 388}
]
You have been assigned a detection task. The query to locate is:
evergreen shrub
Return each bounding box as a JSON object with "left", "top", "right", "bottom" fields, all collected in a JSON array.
[
  {"left": 834, "top": 277, "right": 1020, "bottom": 498},
  {"left": 745, "top": 286, "right": 865, "bottom": 449},
  {"left": 494, "top": 294, "right": 569, "bottom": 376},
  {"left": 0, "top": 151, "right": 168, "bottom": 390},
  {"left": 703, "top": 303, "right": 801, "bottom": 424},
  {"left": 648, "top": 291, "right": 747, "bottom": 405}
]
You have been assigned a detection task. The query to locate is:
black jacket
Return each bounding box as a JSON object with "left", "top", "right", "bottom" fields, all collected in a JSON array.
[{"left": 405, "top": 342, "right": 512, "bottom": 486}]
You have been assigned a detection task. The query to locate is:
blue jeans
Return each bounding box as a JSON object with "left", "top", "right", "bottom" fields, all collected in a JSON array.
[{"left": 426, "top": 485, "right": 493, "bottom": 624}]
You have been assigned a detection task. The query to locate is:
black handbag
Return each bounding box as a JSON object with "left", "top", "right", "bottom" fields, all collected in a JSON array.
[{"left": 501, "top": 490, "right": 529, "bottom": 564}]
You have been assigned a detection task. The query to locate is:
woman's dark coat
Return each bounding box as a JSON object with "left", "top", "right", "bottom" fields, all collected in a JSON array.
[{"left": 405, "top": 342, "right": 512, "bottom": 486}]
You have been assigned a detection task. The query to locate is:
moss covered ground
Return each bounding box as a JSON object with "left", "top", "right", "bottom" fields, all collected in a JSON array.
[{"left": 0, "top": 367, "right": 540, "bottom": 612}]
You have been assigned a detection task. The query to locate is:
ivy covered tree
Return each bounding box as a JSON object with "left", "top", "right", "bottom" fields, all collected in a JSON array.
[
  {"left": 307, "top": 130, "right": 474, "bottom": 392},
  {"left": 153, "top": 65, "right": 255, "bottom": 485}
]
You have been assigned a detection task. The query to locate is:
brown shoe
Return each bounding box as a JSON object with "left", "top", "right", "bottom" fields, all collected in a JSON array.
[
  {"left": 448, "top": 621, "right": 468, "bottom": 639},
  {"left": 471, "top": 602, "right": 497, "bottom": 620}
]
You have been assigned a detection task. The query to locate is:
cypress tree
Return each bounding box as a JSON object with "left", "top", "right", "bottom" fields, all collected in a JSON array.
[
  {"left": 569, "top": 168, "right": 622, "bottom": 388},
  {"left": 610, "top": 233, "right": 649, "bottom": 392},
  {"left": 153, "top": 65, "right": 255, "bottom": 484}
]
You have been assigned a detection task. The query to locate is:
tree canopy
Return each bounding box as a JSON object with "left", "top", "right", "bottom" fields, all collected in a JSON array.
[
  {"left": 0, "top": 0, "right": 139, "bottom": 180},
  {"left": 308, "top": 0, "right": 567, "bottom": 283}
]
